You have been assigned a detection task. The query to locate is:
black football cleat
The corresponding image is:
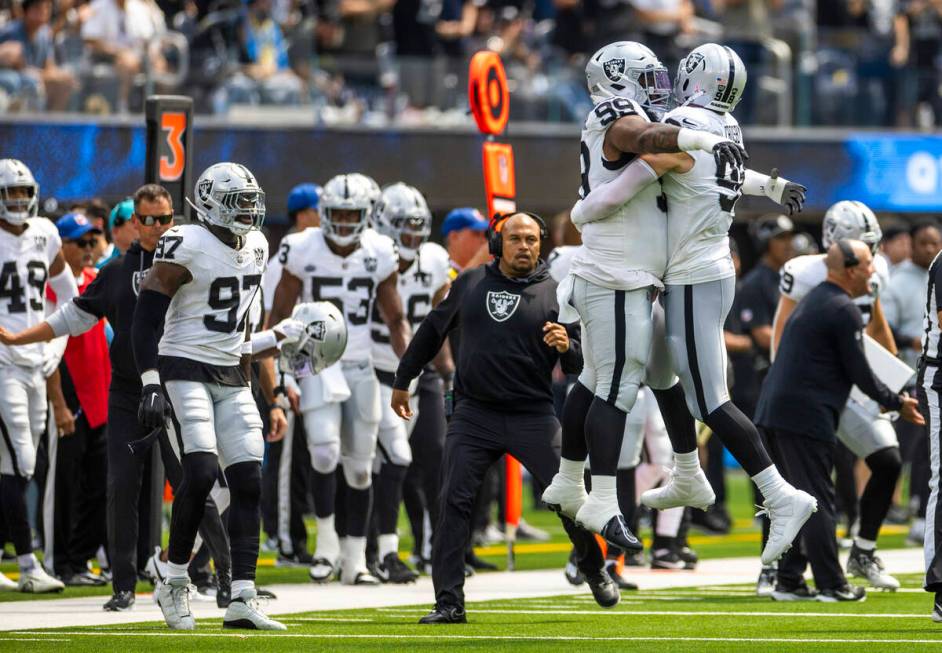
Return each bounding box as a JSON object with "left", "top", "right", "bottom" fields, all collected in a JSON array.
[
  {"left": 600, "top": 515, "right": 643, "bottom": 552},
  {"left": 584, "top": 568, "right": 621, "bottom": 609},
  {"left": 419, "top": 605, "right": 467, "bottom": 624},
  {"left": 103, "top": 591, "right": 136, "bottom": 611},
  {"left": 933, "top": 592, "right": 942, "bottom": 622},
  {"left": 604, "top": 560, "right": 638, "bottom": 590}
]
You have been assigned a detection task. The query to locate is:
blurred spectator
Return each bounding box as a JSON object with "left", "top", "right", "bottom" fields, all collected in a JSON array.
[
  {"left": 791, "top": 231, "right": 820, "bottom": 257},
  {"left": 441, "top": 207, "right": 487, "bottom": 272},
  {"left": 718, "top": 0, "right": 780, "bottom": 124},
  {"left": 0, "top": 0, "right": 77, "bottom": 110},
  {"left": 81, "top": 0, "right": 167, "bottom": 112},
  {"left": 98, "top": 198, "right": 135, "bottom": 267},
  {"left": 74, "top": 198, "right": 110, "bottom": 263},
  {"left": 893, "top": 0, "right": 942, "bottom": 126},
  {"left": 627, "top": 0, "right": 695, "bottom": 72},
  {"left": 436, "top": 0, "right": 479, "bottom": 56},
  {"left": 214, "top": 0, "right": 303, "bottom": 111},
  {"left": 880, "top": 220, "right": 912, "bottom": 276},
  {"left": 337, "top": 0, "right": 393, "bottom": 55}
]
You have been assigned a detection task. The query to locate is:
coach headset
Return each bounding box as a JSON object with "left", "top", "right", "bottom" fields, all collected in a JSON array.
[{"left": 487, "top": 211, "right": 549, "bottom": 258}]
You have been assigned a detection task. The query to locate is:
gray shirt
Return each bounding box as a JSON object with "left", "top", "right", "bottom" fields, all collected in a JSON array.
[{"left": 882, "top": 259, "right": 928, "bottom": 372}]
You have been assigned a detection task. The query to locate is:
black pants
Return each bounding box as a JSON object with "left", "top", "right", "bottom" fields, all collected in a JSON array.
[
  {"left": 433, "top": 398, "right": 603, "bottom": 608},
  {"left": 108, "top": 388, "right": 231, "bottom": 593},
  {"left": 404, "top": 372, "right": 446, "bottom": 559},
  {"left": 764, "top": 427, "right": 846, "bottom": 591},
  {"left": 261, "top": 412, "right": 310, "bottom": 556},
  {"left": 43, "top": 408, "right": 107, "bottom": 578},
  {"left": 917, "top": 363, "right": 942, "bottom": 591}
]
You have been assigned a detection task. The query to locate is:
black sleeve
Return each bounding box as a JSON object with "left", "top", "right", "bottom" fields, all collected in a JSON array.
[
  {"left": 132, "top": 289, "right": 172, "bottom": 376},
  {"left": 393, "top": 271, "right": 467, "bottom": 390},
  {"left": 559, "top": 322, "right": 583, "bottom": 375},
  {"left": 72, "top": 261, "right": 115, "bottom": 320},
  {"left": 835, "top": 303, "right": 903, "bottom": 411}
]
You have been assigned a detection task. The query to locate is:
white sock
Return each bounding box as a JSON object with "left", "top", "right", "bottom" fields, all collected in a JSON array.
[
  {"left": 17, "top": 553, "right": 37, "bottom": 572},
  {"left": 854, "top": 537, "right": 876, "bottom": 551},
  {"left": 166, "top": 560, "right": 189, "bottom": 581},
  {"left": 231, "top": 579, "right": 254, "bottom": 598},
  {"left": 751, "top": 465, "right": 789, "bottom": 502},
  {"left": 315, "top": 515, "right": 340, "bottom": 560},
  {"left": 378, "top": 533, "right": 399, "bottom": 560},
  {"left": 590, "top": 475, "right": 617, "bottom": 504},
  {"left": 343, "top": 536, "right": 367, "bottom": 570},
  {"left": 558, "top": 457, "right": 586, "bottom": 485},
  {"left": 673, "top": 450, "right": 701, "bottom": 476}
]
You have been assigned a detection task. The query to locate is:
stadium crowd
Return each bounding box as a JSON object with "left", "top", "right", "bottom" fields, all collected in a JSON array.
[
  {"left": 0, "top": 174, "right": 939, "bottom": 610},
  {"left": 0, "top": 0, "right": 939, "bottom": 125}
]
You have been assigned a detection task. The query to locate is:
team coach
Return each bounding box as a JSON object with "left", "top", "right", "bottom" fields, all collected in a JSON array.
[
  {"left": 756, "top": 239, "right": 923, "bottom": 602},
  {"left": 391, "top": 212, "right": 617, "bottom": 624}
]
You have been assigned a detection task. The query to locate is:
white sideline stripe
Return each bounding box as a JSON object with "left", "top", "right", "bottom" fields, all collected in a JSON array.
[
  {"left": 7, "top": 631, "right": 942, "bottom": 645},
  {"left": 372, "top": 608, "right": 931, "bottom": 619},
  {"left": 281, "top": 617, "right": 375, "bottom": 622},
  {"left": 0, "top": 638, "right": 71, "bottom": 642}
]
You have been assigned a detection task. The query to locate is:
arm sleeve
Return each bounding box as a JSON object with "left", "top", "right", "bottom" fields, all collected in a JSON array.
[
  {"left": 46, "top": 301, "right": 100, "bottom": 337},
  {"left": 47, "top": 267, "right": 79, "bottom": 305},
  {"left": 835, "top": 304, "right": 903, "bottom": 410},
  {"left": 570, "top": 159, "right": 659, "bottom": 227},
  {"left": 559, "top": 322, "right": 583, "bottom": 375},
  {"left": 393, "top": 271, "right": 467, "bottom": 390},
  {"left": 131, "top": 289, "right": 172, "bottom": 376}
]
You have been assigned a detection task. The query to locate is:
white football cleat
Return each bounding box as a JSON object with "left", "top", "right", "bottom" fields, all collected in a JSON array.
[
  {"left": 846, "top": 547, "right": 900, "bottom": 591},
  {"left": 542, "top": 474, "right": 588, "bottom": 519},
  {"left": 0, "top": 571, "right": 18, "bottom": 592},
  {"left": 18, "top": 566, "right": 64, "bottom": 593},
  {"left": 156, "top": 576, "right": 196, "bottom": 630},
  {"left": 340, "top": 560, "right": 381, "bottom": 586},
  {"left": 223, "top": 589, "right": 286, "bottom": 630},
  {"left": 574, "top": 493, "right": 643, "bottom": 552},
  {"left": 759, "top": 489, "right": 818, "bottom": 566},
  {"left": 308, "top": 557, "right": 337, "bottom": 583},
  {"left": 144, "top": 546, "right": 169, "bottom": 604},
  {"left": 641, "top": 469, "right": 715, "bottom": 511}
]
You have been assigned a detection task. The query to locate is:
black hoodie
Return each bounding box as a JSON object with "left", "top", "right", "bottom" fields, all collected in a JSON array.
[
  {"left": 73, "top": 241, "right": 155, "bottom": 391},
  {"left": 394, "top": 260, "right": 582, "bottom": 412}
]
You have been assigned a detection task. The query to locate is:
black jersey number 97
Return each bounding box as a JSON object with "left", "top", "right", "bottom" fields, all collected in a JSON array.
[
  {"left": 204, "top": 274, "right": 262, "bottom": 333},
  {"left": 155, "top": 235, "right": 183, "bottom": 260}
]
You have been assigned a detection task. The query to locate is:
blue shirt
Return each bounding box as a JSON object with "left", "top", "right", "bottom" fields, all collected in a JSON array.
[{"left": 0, "top": 21, "right": 53, "bottom": 69}]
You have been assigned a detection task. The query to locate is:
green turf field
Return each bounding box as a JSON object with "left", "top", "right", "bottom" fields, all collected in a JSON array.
[
  {"left": 0, "top": 471, "right": 919, "bottom": 602},
  {"left": 0, "top": 573, "right": 937, "bottom": 652}
]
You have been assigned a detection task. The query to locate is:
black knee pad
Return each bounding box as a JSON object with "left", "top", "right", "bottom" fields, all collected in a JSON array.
[
  {"left": 180, "top": 452, "right": 219, "bottom": 498},
  {"left": 225, "top": 461, "right": 262, "bottom": 504},
  {"left": 866, "top": 446, "right": 903, "bottom": 480}
]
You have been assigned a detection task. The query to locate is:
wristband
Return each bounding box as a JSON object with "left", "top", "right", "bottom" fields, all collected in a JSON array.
[
  {"left": 677, "top": 127, "right": 724, "bottom": 153},
  {"left": 141, "top": 369, "right": 161, "bottom": 387},
  {"left": 251, "top": 330, "right": 278, "bottom": 355}
]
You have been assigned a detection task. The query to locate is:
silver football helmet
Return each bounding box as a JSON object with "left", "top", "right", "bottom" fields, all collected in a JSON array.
[
  {"left": 189, "top": 162, "right": 265, "bottom": 236},
  {"left": 321, "top": 174, "right": 373, "bottom": 247},
  {"left": 0, "top": 158, "right": 38, "bottom": 225},
  {"left": 674, "top": 43, "right": 747, "bottom": 113},
  {"left": 373, "top": 182, "right": 431, "bottom": 261},
  {"left": 822, "top": 200, "right": 882, "bottom": 254},
  {"left": 585, "top": 41, "right": 671, "bottom": 117},
  {"left": 279, "top": 301, "right": 348, "bottom": 377},
  {"left": 349, "top": 173, "right": 381, "bottom": 211}
]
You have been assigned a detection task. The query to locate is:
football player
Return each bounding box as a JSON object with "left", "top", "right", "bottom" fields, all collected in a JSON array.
[
  {"left": 566, "top": 43, "right": 816, "bottom": 567},
  {"left": 131, "top": 162, "right": 284, "bottom": 630},
  {"left": 541, "top": 41, "right": 746, "bottom": 551},
  {"left": 0, "top": 158, "right": 76, "bottom": 594},
  {"left": 369, "top": 183, "right": 452, "bottom": 583},
  {"left": 268, "top": 173, "right": 410, "bottom": 585},
  {"left": 772, "top": 201, "right": 901, "bottom": 591}
]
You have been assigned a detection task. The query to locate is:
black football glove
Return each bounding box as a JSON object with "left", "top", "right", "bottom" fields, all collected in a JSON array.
[
  {"left": 138, "top": 383, "right": 169, "bottom": 429},
  {"left": 767, "top": 168, "right": 807, "bottom": 216},
  {"left": 712, "top": 141, "right": 748, "bottom": 171}
]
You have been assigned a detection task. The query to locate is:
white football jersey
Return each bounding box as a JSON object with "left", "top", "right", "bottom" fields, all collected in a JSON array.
[
  {"left": 660, "top": 105, "right": 743, "bottom": 286},
  {"left": 570, "top": 97, "right": 668, "bottom": 291},
  {"left": 548, "top": 245, "right": 578, "bottom": 283},
  {"left": 261, "top": 251, "right": 284, "bottom": 313},
  {"left": 372, "top": 242, "right": 450, "bottom": 373},
  {"left": 0, "top": 218, "right": 61, "bottom": 367},
  {"left": 280, "top": 227, "right": 398, "bottom": 363},
  {"left": 156, "top": 224, "right": 268, "bottom": 367},
  {"left": 780, "top": 252, "right": 890, "bottom": 325}
]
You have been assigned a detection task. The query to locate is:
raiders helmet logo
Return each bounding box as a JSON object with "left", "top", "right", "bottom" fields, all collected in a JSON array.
[
  {"left": 685, "top": 52, "right": 705, "bottom": 74},
  {"left": 364, "top": 256, "right": 378, "bottom": 273},
  {"left": 306, "top": 320, "right": 327, "bottom": 342},
  {"left": 132, "top": 270, "right": 145, "bottom": 296},
  {"left": 486, "top": 290, "right": 520, "bottom": 322},
  {"left": 254, "top": 247, "right": 266, "bottom": 268},
  {"left": 603, "top": 58, "right": 625, "bottom": 82},
  {"left": 197, "top": 178, "right": 213, "bottom": 202}
]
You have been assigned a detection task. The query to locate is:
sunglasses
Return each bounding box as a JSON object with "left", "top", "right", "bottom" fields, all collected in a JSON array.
[
  {"left": 138, "top": 214, "right": 173, "bottom": 226},
  {"left": 70, "top": 238, "right": 97, "bottom": 249}
]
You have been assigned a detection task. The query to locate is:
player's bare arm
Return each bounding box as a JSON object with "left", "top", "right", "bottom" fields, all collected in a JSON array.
[
  {"left": 771, "top": 294, "right": 797, "bottom": 359},
  {"left": 605, "top": 114, "right": 747, "bottom": 169},
  {"left": 376, "top": 271, "right": 411, "bottom": 358},
  {"left": 0, "top": 320, "right": 54, "bottom": 346},
  {"left": 140, "top": 260, "right": 191, "bottom": 298},
  {"left": 867, "top": 298, "right": 898, "bottom": 355},
  {"left": 267, "top": 268, "right": 303, "bottom": 328},
  {"left": 46, "top": 367, "right": 75, "bottom": 436}
]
